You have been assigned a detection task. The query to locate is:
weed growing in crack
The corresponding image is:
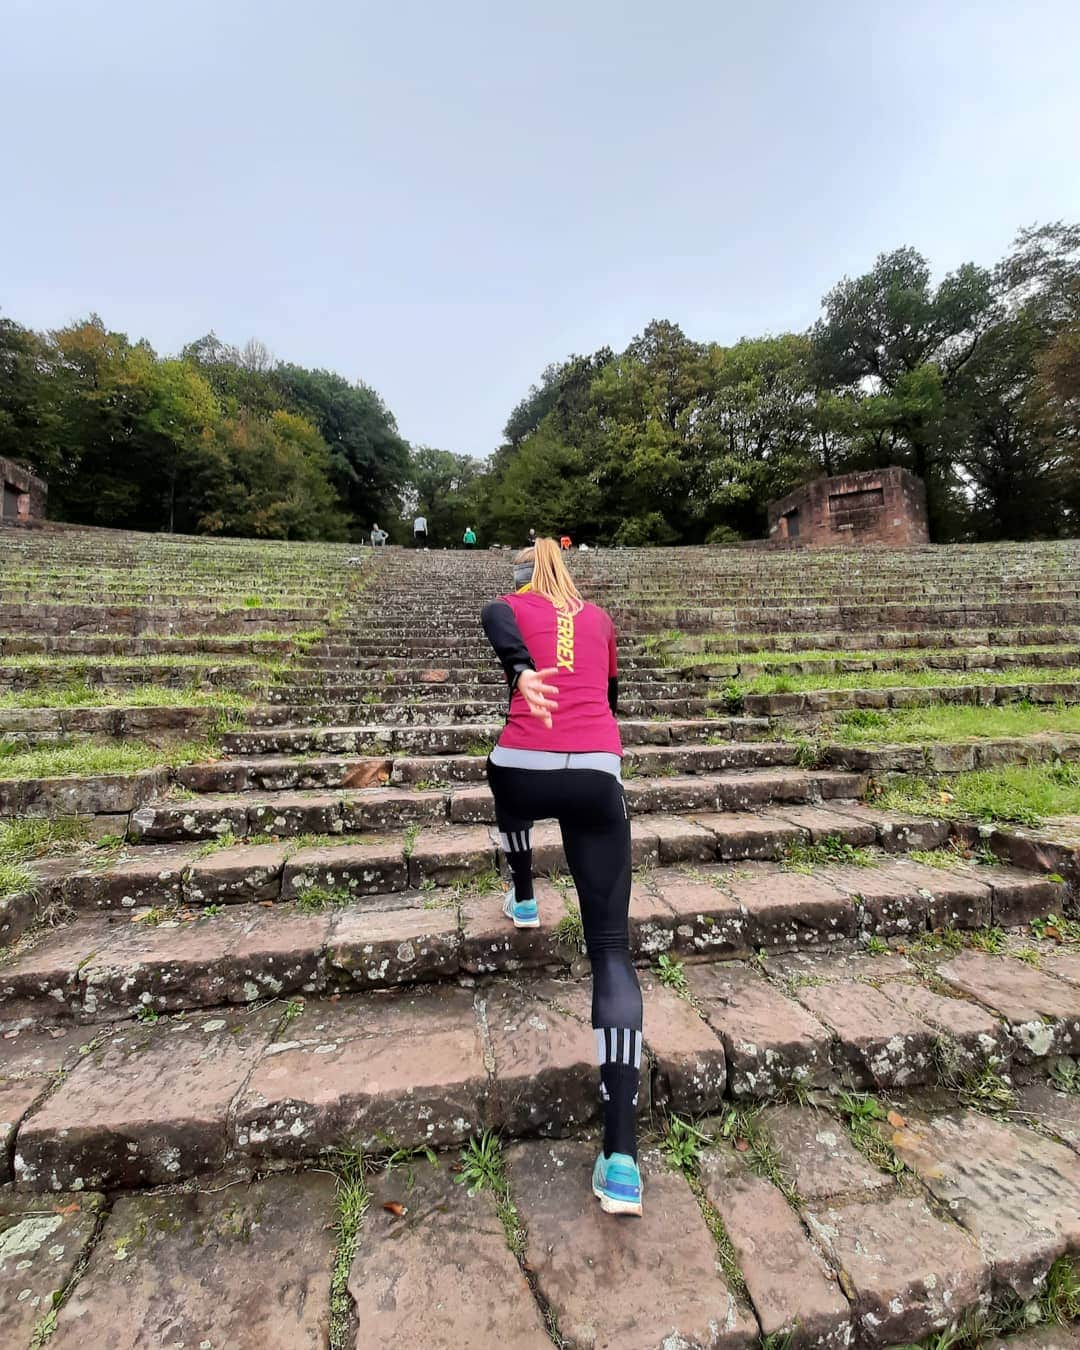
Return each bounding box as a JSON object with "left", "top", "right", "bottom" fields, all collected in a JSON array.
[
  {"left": 1049, "top": 1060, "right": 1080, "bottom": 1095},
  {"left": 660, "top": 1115, "right": 710, "bottom": 1174},
  {"left": 835, "top": 1091, "right": 905, "bottom": 1177},
  {"left": 553, "top": 896, "right": 585, "bottom": 950},
  {"left": 656, "top": 953, "right": 688, "bottom": 994},
  {"left": 329, "top": 1150, "right": 370, "bottom": 1350},
  {"left": 781, "top": 834, "right": 878, "bottom": 874}
]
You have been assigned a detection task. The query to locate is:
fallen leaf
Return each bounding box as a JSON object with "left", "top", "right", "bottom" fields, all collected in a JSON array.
[
  {"left": 54, "top": 1202, "right": 80, "bottom": 1216},
  {"left": 1045, "top": 925, "right": 1061, "bottom": 940},
  {"left": 734, "top": 1138, "right": 749, "bottom": 1152},
  {"left": 383, "top": 1201, "right": 407, "bottom": 1217},
  {"left": 886, "top": 1110, "right": 907, "bottom": 1129}
]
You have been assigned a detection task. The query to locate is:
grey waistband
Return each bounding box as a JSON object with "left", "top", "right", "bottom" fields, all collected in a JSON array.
[{"left": 489, "top": 745, "right": 622, "bottom": 779}]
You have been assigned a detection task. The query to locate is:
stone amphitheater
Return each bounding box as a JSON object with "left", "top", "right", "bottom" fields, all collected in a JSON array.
[{"left": 0, "top": 525, "right": 1079, "bottom": 1349}]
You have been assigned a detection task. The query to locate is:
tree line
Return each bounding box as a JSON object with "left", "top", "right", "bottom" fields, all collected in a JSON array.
[
  {"left": 0, "top": 321, "right": 410, "bottom": 539},
  {"left": 2, "top": 221, "right": 1078, "bottom": 544}
]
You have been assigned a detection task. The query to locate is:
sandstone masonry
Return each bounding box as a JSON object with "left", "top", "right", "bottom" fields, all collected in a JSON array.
[{"left": 768, "top": 466, "right": 929, "bottom": 548}]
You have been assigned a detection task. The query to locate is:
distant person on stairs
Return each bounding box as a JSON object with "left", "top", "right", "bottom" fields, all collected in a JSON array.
[
  {"left": 370, "top": 523, "right": 388, "bottom": 547},
  {"left": 413, "top": 514, "right": 428, "bottom": 548},
  {"left": 481, "top": 537, "right": 643, "bottom": 1217},
  {"left": 463, "top": 525, "right": 477, "bottom": 549}
]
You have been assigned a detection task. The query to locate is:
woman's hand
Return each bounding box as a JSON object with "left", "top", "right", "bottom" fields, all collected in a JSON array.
[{"left": 516, "top": 667, "right": 559, "bottom": 729}]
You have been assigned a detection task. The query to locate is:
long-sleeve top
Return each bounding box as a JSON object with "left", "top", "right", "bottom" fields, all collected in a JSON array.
[{"left": 480, "top": 589, "right": 622, "bottom": 755}]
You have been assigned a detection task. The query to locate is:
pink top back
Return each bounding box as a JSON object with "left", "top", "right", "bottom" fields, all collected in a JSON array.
[{"left": 497, "top": 590, "right": 622, "bottom": 756}]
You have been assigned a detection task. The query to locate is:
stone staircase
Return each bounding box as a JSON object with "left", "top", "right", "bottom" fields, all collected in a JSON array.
[{"left": 1, "top": 533, "right": 1080, "bottom": 1348}]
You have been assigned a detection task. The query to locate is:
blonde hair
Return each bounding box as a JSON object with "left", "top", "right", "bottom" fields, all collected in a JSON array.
[{"left": 515, "top": 537, "right": 583, "bottom": 614}]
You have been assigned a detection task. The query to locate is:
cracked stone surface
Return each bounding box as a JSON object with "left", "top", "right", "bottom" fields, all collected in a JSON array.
[
  {"left": 0, "top": 1190, "right": 104, "bottom": 1345},
  {"left": 688, "top": 963, "right": 832, "bottom": 1096},
  {"left": 233, "top": 986, "right": 486, "bottom": 1158},
  {"left": 805, "top": 1191, "right": 990, "bottom": 1345},
  {"left": 699, "top": 1144, "right": 851, "bottom": 1349},
  {"left": 350, "top": 1159, "right": 551, "bottom": 1348},
  {"left": 938, "top": 950, "right": 1080, "bottom": 1059},
  {"left": 14, "top": 1005, "right": 278, "bottom": 1190},
  {"left": 48, "top": 1173, "right": 335, "bottom": 1348},
  {"left": 886, "top": 1109, "right": 1080, "bottom": 1296},
  {"left": 506, "top": 1139, "right": 758, "bottom": 1349},
  {"left": 758, "top": 1103, "right": 895, "bottom": 1203}
]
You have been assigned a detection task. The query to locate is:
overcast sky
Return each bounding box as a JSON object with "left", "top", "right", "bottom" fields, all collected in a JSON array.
[{"left": 4, "top": 0, "right": 1079, "bottom": 457}]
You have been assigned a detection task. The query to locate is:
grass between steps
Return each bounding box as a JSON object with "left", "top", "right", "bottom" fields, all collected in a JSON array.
[
  {"left": 671, "top": 642, "right": 1072, "bottom": 670},
  {"left": 717, "top": 664, "right": 1080, "bottom": 699},
  {"left": 0, "top": 684, "right": 255, "bottom": 711},
  {"left": 0, "top": 735, "right": 228, "bottom": 780},
  {"left": 877, "top": 762, "right": 1080, "bottom": 827},
  {"left": 825, "top": 701, "right": 1080, "bottom": 744}
]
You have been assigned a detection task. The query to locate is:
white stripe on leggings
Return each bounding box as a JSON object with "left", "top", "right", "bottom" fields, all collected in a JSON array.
[{"left": 595, "top": 1027, "right": 642, "bottom": 1069}]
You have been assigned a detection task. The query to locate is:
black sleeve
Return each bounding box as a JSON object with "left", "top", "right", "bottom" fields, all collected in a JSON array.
[
  {"left": 481, "top": 600, "right": 535, "bottom": 688},
  {"left": 607, "top": 675, "right": 619, "bottom": 716}
]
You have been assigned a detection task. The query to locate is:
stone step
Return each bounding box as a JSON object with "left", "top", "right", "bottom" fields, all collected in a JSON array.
[
  {"left": 182, "top": 741, "right": 805, "bottom": 792},
  {"left": 4, "top": 946, "right": 1078, "bottom": 1217},
  {"left": 744, "top": 677, "right": 1080, "bottom": 717},
  {"left": 0, "top": 853, "right": 1061, "bottom": 1026},
  {"left": 221, "top": 716, "right": 768, "bottom": 756},
  {"left": 5, "top": 1083, "right": 1078, "bottom": 1348},
  {"left": 126, "top": 768, "right": 869, "bottom": 842},
  {"left": 18, "top": 800, "right": 1007, "bottom": 929}
]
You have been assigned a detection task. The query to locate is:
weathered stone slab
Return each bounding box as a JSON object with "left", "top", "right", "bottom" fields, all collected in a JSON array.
[
  {"left": 640, "top": 978, "right": 726, "bottom": 1113},
  {"left": 351, "top": 1159, "right": 551, "bottom": 1349},
  {"left": 1, "top": 1078, "right": 46, "bottom": 1183},
  {"left": 791, "top": 980, "right": 935, "bottom": 1088},
  {"left": 129, "top": 797, "right": 249, "bottom": 843},
  {"left": 718, "top": 862, "right": 857, "bottom": 951},
  {"left": 769, "top": 802, "right": 879, "bottom": 845},
  {"left": 248, "top": 790, "right": 344, "bottom": 835},
  {"left": 688, "top": 964, "right": 832, "bottom": 1097},
  {"left": 234, "top": 987, "right": 485, "bottom": 1159},
  {"left": 938, "top": 950, "right": 1080, "bottom": 1059},
  {"left": 63, "top": 844, "right": 197, "bottom": 911},
  {"left": 882, "top": 979, "right": 1011, "bottom": 1070},
  {"left": 651, "top": 866, "right": 751, "bottom": 957},
  {"left": 805, "top": 1192, "right": 990, "bottom": 1345},
  {"left": 0, "top": 1191, "right": 104, "bottom": 1345},
  {"left": 15, "top": 1006, "right": 278, "bottom": 1190},
  {"left": 759, "top": 1103, "right": 894, "bottom": 1203},
  {"left": 459, "top": 877, "right": 563, "bottom": 973},
  {"left": 408, "top": 825, "right": 495, "bottom": 887},
  {"left": 826, "top": 803, "right": 951, "bottom": 851},
  {"left": 816, "top": 863, "right": 926, "bottom": 939},
  {"left": 699, "top": 1145, "right": 851, "bottom": 1348},
  {"left": 183, "top": 842, "right": 286, "bottom": 903},
  {"left": 483, "top": 979, "right": 604, "bottom": 1137},
  {"left": 327, "top": 900, "right": 461, "bottom": 987},
  {"left": 340, "top": 786, "right": 447, "bottom": 830},
  {"left": 506, "top": 1139, "right": 757, "bottom": 1349},
  {"left": 1015, "top": 1081, "right": 1080, "bottom": 1153},
  {"left": 986, "top": 866, "right": 1064, "bottom": 927},
  {"left": 642, "top": 812, "right": 719, "bottom": 863},
  {"left": 48, "top": 1174, "right": 335, "bottom": 1349},
  {"left": 887, "top": 1110, "right": 1080, "bottom": 1296},
  {"left": 282, "top": 839, "right": 408, "bottom": 899},
  {"left": 690, "top": 810, "right": 801, "bottom": 860},
  {"left": 883, "top": 857, "right": 993, "bottom": 930}
]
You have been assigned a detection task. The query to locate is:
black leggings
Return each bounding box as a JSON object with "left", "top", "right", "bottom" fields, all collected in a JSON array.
[{"left": 486, "top": 759, "right": 643, "bottom": 1159}]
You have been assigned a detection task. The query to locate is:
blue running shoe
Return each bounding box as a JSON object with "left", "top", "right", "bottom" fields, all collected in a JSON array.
[
  {"left": 592, "top": 1151, "right": 643, "bottom": 1216},
  {"left": 502, "top": 886, "right": 539, "bottom": 929}
]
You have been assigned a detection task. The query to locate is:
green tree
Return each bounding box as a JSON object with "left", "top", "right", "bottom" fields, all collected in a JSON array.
[
  {"left": 272, "top": 365, "right": 411, "bottom": 533},
  {"left": 198, "top": 410, "right": 348, "bottom": 540},
  {"left": 811, "top": 247, "right": 997, "bottom": 537}
]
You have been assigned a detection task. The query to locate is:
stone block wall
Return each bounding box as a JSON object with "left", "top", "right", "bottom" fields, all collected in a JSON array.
[
  {"left": 0, "top": 455, "right": 48, "bottom": 527},
  {"left": 767, "top": 467, "right": 929, "bottom": 548}
]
